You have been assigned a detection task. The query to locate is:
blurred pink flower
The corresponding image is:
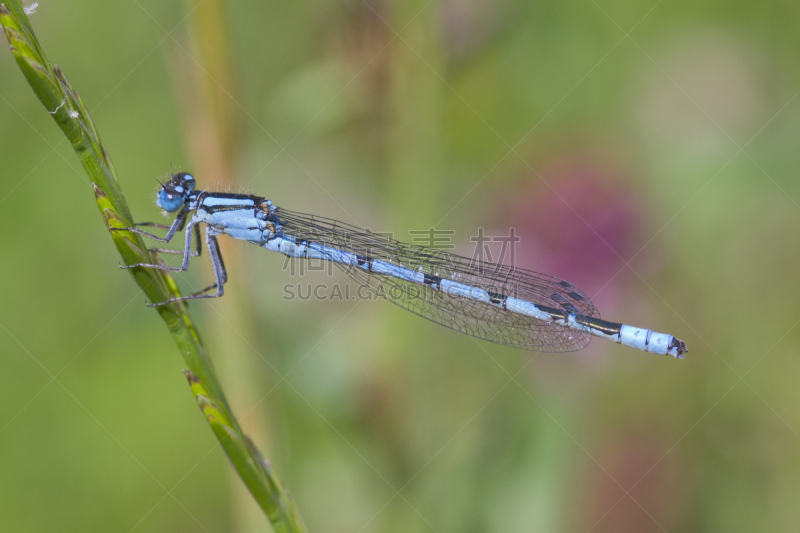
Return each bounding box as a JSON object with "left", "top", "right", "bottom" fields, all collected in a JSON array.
[{"left": 504, "top": 157, "right": 646, "bottom": 310}]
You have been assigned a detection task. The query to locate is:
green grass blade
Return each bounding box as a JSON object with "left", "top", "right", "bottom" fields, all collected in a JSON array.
[{"left": 0, "top": 3, "right": 306, "bottom": 531}]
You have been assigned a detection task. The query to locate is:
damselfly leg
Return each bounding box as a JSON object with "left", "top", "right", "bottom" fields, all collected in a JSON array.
[
  {"left": 111, "top": 210, "right": 202, "bottom": 258},
  {"left": 113, "top": 213, "right": 226, "bottom": 305},
  {"left": 112, "top": 209, "right": 188, "bottom": 242},
  {"left": 119, "top": 219, "right": 198, "bottom": 272},
  {"left": 143, "top": 227, "right": 228, "bottom": 307}
]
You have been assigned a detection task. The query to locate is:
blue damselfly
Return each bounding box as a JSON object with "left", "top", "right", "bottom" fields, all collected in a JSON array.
[{"left": 115, "top": 173, "right": 688, "bottom": 358}]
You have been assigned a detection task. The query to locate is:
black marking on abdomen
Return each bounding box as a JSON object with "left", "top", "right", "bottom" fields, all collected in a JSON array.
[
  {"left": 357, "top": 254, "right": 373, "bottom": 271},
  {"left": 669, "top": 337, "right": 687, "bottom": 356},
  {"left": 568, "top": 291, "right": 585, "bottom": 301},
  {"left": 558, "top": 281, "right": 573, "bottom": 288},
  {"left": 424, "top": 274, "right": 442, "bottom": 289},
  {"left": 575, "top": 315, "right": 622, "bottom": 336},
  {"left": 487, "top": 291, "right": 507, "bottom": 308},
  {"left": 551, "top": 293, "right": 568, "bottom": 303}
]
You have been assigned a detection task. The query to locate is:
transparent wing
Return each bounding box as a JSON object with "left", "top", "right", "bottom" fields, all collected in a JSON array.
[{"left": 273, "top": 208, "right": 599, "bottom": 352}]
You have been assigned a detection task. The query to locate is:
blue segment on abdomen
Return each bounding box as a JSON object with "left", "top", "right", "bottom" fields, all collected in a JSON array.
[
  {"left": 505, "top": 297, "right": 553, "bottom": 321},
  {"left": 371, "top": 260, "right": 425, "bottom": 284},
  {"left": 439, "top": 279, "right": 491, "bottom": 303}
]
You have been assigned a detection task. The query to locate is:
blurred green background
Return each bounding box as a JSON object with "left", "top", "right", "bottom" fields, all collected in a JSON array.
[{"left": 2, "top": 0, "right": 799, "bottom": 531}]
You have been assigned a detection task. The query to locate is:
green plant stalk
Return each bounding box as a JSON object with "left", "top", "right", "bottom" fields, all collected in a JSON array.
[{"left": 0, "top": 3, "right": 305, "bottom": 531}]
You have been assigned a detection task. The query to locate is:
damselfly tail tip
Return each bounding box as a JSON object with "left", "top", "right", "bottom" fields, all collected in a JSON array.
[{"left": 670, "top": 337, "right": 688, "bottom": 359}]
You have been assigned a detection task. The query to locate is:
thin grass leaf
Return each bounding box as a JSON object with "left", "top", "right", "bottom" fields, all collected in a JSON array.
[{"left": 0, "top": 3, "right": 306, "bottom": 531}]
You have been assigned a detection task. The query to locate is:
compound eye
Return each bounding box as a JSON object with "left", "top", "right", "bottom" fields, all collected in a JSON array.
[{"left": 157, "top": 190, "right": 184, "bottom": 212}]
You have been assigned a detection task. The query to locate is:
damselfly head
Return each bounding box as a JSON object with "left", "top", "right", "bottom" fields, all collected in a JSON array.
[{"left": 157, "top": 172, "right": 196, "bottom": 212}]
